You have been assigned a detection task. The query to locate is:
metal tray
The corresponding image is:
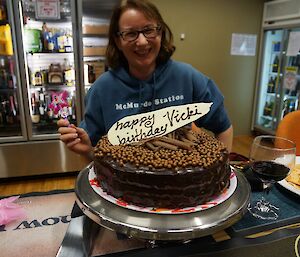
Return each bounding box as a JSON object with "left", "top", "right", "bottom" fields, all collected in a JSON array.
[{"left": 75, "top": 163, "right": 251, "bottom": 241}]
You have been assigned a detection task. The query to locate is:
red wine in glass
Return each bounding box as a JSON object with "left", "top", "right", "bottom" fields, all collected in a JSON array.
[
  {"left": 251, "top": 161, "right": 290, "bottom": 183},
  {"left": 247, "top": 135, "right": 296, "bottom": 220}
]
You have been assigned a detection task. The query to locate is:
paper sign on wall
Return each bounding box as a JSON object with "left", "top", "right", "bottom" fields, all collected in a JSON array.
[
  {"left": 231, "top": 33, "right": 257, "bottom": 56},
  {"left": 108, "top": 102, "right": 213, "bottom": 145},
  {"left": 35, "top": 0, "right": 60, "bottom": 20}
]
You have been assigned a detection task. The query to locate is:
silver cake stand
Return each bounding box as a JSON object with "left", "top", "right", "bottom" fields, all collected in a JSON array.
[{"left": 75, "top": 162, "right": 251, "bottom": 241}]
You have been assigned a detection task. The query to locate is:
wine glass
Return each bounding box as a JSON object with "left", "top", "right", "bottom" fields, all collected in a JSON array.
[{"left": 247, "top": 135, "right": 296, "bottom": 220}]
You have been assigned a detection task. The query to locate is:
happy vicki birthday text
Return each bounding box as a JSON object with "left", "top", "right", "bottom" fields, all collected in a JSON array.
[{"left": 114, "top": 105, "right": 204, "bottom": 145}]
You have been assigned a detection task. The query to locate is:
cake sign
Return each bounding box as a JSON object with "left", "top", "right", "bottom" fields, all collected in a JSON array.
[{"left": 107, "top": 102, "right": 213, "bottom": 145}]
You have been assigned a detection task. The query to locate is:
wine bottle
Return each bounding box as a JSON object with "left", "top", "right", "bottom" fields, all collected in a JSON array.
[
  {"left": 31, "top": 93, "right": 40, "bottom": 123},
  {"left": 267, "top": 77, "right": 274, "bottom": 93},
  {"left": 34, "top": 69, "right": 43, "bottom": 86},
  {"left": 0, "top": 96, "right": 6, "bottom": 126},
  {"left": 64, "top": 59, "right": 75, "bottom": 86},
  {"left": 0, "top": 57, "right": 8, "bottom": 89},
  {"left": 88, "top": 65, "right": 96, "bottom": 83},
  {"left": 64, "top": 29, "right": 73, "bottom": 52},
  {"left": 272, "top": 56, "right": 279, "bottom": 73},
  {"left": 42, "top": 22, "right": 49, "bottom": 52},
  {"left": 5, "top": 97, "right": 13, "bottom": 124},
  {"left": 47, "top": 31, "right": 55, "bottom": 52}
]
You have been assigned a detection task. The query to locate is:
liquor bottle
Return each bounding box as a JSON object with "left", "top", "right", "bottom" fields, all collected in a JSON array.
[
  {"left": 38, "top": 88, "right": 46, "bottom": 122},
  {"left": 263, "top": 101, "right": 269, "bottom": 116},
  {"left": 34, "top": 68, "right": 43, "bottom": 86},
  {"left": 4, "top": 97, "right": 13, "bottom": 124},
  {"left": 7, "top": 58, "right": 15, "bottom": 89},
  {"left": 47, "top": 31, "right": 55, "bottom": 52},
  {"left": 0, "top": 100, "right": 4, "bottom": 127},
  {"left": 88, "top": 65, "right": 96, "bottom": 83},
  {"left": 31, "top": 93, "right": 40, "bottom": 123},
  {"left": 45, "top": 94, "right": 52, "bottom": 120},
  {"left": 63, "top": 58, "right": 75, "bottom": 86},
  {"left": 0, "top": 57, "right": 8, "bottom": 89},
  {"left": 0, "top": 4, "right": 7, "bottom": 21},
  {"left": 41, "top": 22, "right": 49, "bottom": 52},
  {"left": 8, "top": 95, "right": 17, "bottom": 123},
  {"left": 0, "top": 96, "right": 7, "bottom": 126},
  {"left": 57, "top": 30, "right": 66, "bottom": 53},
  {"left": 267, "top": 77, "right": 274, "bottom": 93},
  {"left": 272, "top": 56, "right": 279, "bottom": 73},
  {"left": 64, "top": 29, "right": 73, "bottom": 52}
]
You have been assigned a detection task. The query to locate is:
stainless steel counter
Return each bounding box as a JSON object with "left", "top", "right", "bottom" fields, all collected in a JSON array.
[{"left": 0, "top": 140, "right": 87, "bottom": 178}]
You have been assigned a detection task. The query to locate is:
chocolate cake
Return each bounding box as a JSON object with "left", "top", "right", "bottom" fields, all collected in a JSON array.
[{"left": 93, "top": 127, "right": 230, "bottom": 209}]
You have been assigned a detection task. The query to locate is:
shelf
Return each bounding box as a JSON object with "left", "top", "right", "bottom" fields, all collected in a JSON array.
[
  {"left": 82, "top": 33, "right": 108, "bottom": 38},
  {"left": 23, "top": 11, "right": 72, "bottom": 22},
  {"left": 284, "top": 95, "right": 298, "bottom": 100},
  {"left": 260, "top": 115, "right": 274, "bottom": 120},
  {"left": 26, "top": 51, "right": 73, "bottom": 56},
  {"left": 30, "top": 84, "right": 75, "bottom": 90},
  {"left": 269, "top": 72, "right": 282, "bottom": 76}
]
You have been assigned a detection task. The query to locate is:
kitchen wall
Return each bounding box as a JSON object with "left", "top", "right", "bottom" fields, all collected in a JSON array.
[{"left": 151, "top": 0, "right": 266, "bottom": 136}]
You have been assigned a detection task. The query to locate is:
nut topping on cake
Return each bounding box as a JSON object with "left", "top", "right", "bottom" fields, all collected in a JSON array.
[{"left": 94, "top": 128, "right": 227, "bottom": 170}]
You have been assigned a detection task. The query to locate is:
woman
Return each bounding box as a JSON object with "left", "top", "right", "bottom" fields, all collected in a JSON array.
[{"left": 58, "top": 0, "right": 233, "bottom": 160}]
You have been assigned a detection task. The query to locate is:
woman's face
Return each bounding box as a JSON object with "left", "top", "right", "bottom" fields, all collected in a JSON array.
[{"left": 116, "top": 8, "right": 162, "bottom": 79}]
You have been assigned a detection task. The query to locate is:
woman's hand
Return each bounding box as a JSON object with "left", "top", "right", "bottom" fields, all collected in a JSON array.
[{"left": 57, "top": 119, "right": 93, "bottom": 158}]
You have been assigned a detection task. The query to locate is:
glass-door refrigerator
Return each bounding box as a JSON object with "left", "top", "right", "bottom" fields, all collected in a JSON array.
[
  {"left": 14, "top": 0, "right": 82, "bottom": 140},
  {"left": 77, "top": 0, "right": 119, "bottom": 114},
  {"left": 0, "top": 0, "right": 27, "bottom": 143},
  {"left": 253, "top": 27, "right": 300, "bottom": 135}
]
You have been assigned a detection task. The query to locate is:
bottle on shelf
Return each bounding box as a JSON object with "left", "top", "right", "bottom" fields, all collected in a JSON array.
[
  {"left": 64, "top": 29, "right": 73, "bottom": 52},
  {"left": 272, "top": 55, "right": 279, "bottom": 73},
  {"left": 0, "top": 4, "right": 7, "bottom": 21},
  {"left": 263, "top": 101, "right": 274, "bottom": 117},
  {"left": 63, "top": 58, "right": 75, "bottom": 86},
  {"left": 41, "top": 22, "right": 49, "bottom": 52},
  {"left": 8, "top": 95, "right": 17, "bottom": 123},
  {"left": 273, "top": 41, "right": 280, "bottom": 52},
  {"left": 33, "top": 68, "right": 43, "bottom": 86},
  {"left": 88, "top": 64, "right": 96, "bottom": 83},
  {"left": 47, "top": 30, "right": 55, "bottom": 52},
  {"left": 267, "top": 77, "right": 275, "bottom": 93},
  {"left": 0, "top": 57, "right": 8, "bottom": 89},
  {"left": 38, "top": 88, "right": 46, "bottom": 122},
  {"left": 57, "top": 30, "right": 66, "bottom": 53},
  {"left": 31, "top": 92, "right": 40, "bottom": 123},
  {"left": 0, "top": 98, "right": 4, "bottom": 127}
]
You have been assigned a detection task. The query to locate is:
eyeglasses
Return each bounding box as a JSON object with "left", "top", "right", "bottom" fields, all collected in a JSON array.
[{"left": 117, "top": 25, "right": 161, "bottom": 42}]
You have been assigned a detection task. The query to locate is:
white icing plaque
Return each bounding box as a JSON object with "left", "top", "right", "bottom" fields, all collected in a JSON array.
[{"left": 108, "top": 102, "right": 213, "bottom": 145}]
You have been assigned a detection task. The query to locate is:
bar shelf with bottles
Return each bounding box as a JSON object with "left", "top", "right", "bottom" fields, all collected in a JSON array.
[
  {"left": 82, "top": 20, "right": 108, "bottom": 93},
  {"left": 21, "top": 0, "right": 77, "bottom": 135},
  {"left": 260, "top": 40, "right": 282, "bottom": 130},
  {"left": 0, "top": 1, "right": 21, "bottom": 137},
  {"left": 280, "top": 52, "right": 300, "bottom": 120}
]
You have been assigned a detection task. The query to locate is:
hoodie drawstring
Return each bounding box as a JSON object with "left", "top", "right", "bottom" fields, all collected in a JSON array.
[{"left": 151, "top": 72, "right": 156, "bottom": 111}]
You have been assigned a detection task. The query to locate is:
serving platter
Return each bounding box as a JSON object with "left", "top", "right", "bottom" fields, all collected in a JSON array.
[
  {"left": 75, "top": 163, "right": 250, "bottom": 241},
  {"left": 88, "top": 168, "right": 237, "bottom": 214}
]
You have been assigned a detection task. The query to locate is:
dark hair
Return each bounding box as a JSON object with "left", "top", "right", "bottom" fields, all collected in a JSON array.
[{"left": 106, "top": 0, "right": 175, "bottom": 69}]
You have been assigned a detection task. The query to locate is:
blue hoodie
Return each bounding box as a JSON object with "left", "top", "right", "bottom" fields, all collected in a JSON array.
[{"left": 80, "top": 60, "right": 231, "bottom": 146}]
